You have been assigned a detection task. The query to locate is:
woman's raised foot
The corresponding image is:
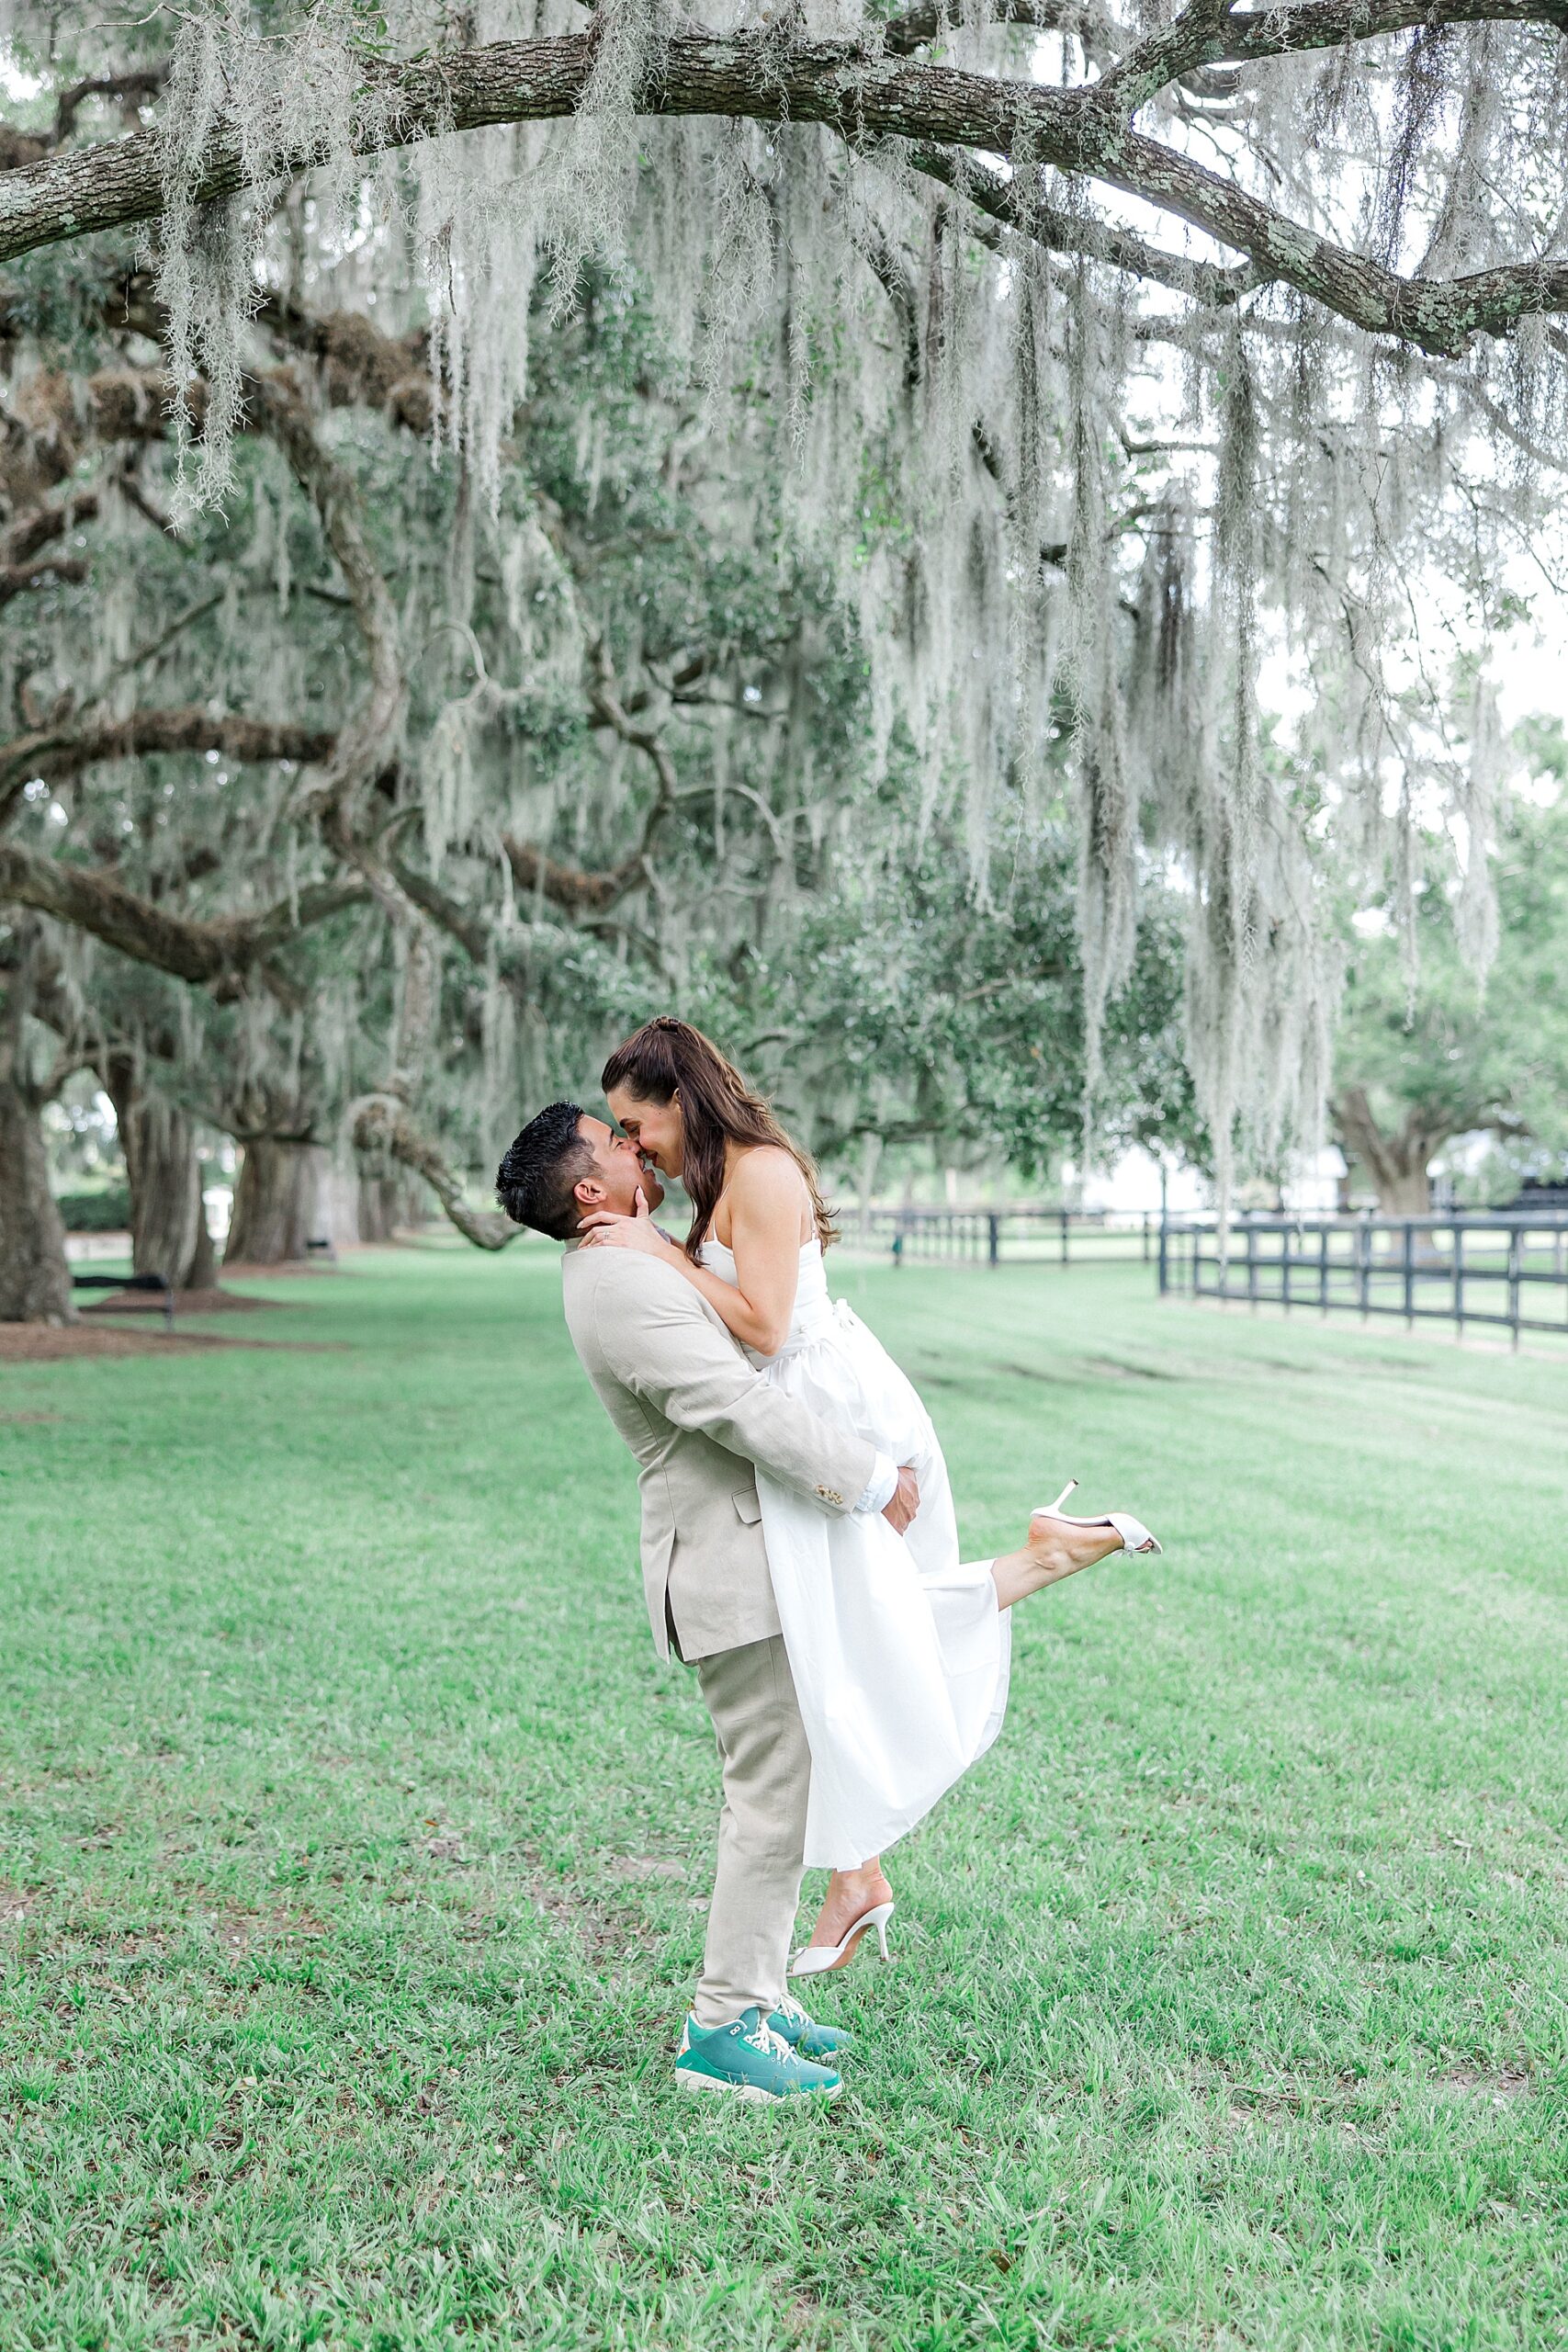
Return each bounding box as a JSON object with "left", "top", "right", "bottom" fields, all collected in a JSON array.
[{"left": 790, "top": 1862, "right": 895, "bottom": 1977}]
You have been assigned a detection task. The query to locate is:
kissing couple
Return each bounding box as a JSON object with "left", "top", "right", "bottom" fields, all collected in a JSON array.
[{"left": 497, "top": 1017, "right": 1161, "bottom": 2106}]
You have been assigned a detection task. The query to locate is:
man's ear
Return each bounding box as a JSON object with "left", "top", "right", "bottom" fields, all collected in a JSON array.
[{"left": 574, "top": 1173, "right": 606, "bottom": 1210}]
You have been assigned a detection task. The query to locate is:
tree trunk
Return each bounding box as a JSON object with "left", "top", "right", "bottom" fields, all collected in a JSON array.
[
  {"left": 105, "top": 1065, "right": 216, "bottom": 1290},
  {"left": 357, "top": 1170, "right": 422, "bottom": 1239},
  {"left": 187, "top": 1200, "right": 217, "bottom": 1290},
  {"left": 0, "top": 1074, "right": 76, "bottom": 1322},
  {"left": 224, "top": 1137, "right": 321, "bottom": 1265},
  {"left": 314, "top": 1157, "right": 361, "bottom": 1250},
  {"left": 1332, "top": 1086, "right": 1443, "bottom": 1216}
]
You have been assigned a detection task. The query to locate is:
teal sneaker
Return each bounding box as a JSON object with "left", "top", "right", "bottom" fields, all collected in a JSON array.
[
  {"left": 675, "top": 2007, "right": 842, "bottom": 2103},
  {"left": 769, "top": 1991, "right": 855, "bottom": 2059}
]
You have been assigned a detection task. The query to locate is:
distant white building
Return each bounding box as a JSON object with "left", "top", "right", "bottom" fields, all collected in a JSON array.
[
  {"left": 1280, "top": 1147, "right": 1348, "bottom": 1214},
  {"left": 1068, "top": 1142, "right": 1348, "bottom": 1217},
  {"left": 1066, "top": 1148, "right": 1205, "bottom": 1216}
]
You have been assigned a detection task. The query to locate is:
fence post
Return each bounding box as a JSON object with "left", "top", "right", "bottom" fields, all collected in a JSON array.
[
  {"left": 1403, "top": 1221, "right": 1415, "bottom": 1330},
  {"left": 988, "top": 1213, "right": 1000, "bottom": 1269},
  {"left": 1452, "top": 1221, "right": 1463, "bottom": 1341},
  {"left": 1357, "top": 1212, "right": 1371, "bottom": 1324},
  {"left": 1320, "top": 1224, "right": 1330, "bottom": 1318},
  {"left": 892, "top": 1227, "right": 904, "bottom": 1271},
  {"left": 1507, "top": 1224, "right": 1522, "bottom": 1351},
  {"left": 1157, "top": 1214, "right": 1169, "bottom": 1296},
  {"left": 1247, "top": 1219, "right": 1258, "bottom": 1312},
  {"left": 1143, "top": 1210, "right": 1151, "bottom": 1263},
  {"left": 1059, "top": 1207, "right": 1069, "bottom": 1266}
]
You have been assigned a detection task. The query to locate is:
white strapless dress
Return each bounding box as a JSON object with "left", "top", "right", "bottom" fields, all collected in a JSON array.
[{"left": 701, "top": 1237, "right": 1010, "bottom": 1869}]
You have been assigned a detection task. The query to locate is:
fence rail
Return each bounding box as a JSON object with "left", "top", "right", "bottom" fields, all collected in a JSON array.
[
  {"left": 862, "top": 1206, "right": 1158, "bottom": 1267},
  {"left": 1158, "top": 1213, "right": 1568, "bottom": 1346}
]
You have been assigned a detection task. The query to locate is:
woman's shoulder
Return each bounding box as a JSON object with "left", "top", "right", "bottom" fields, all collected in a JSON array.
[
  {"left": 728, "top": 1143, "right": 807, "bottom": 1203},
  {"left": 716, "top": 1145, "right": 813, "bottom": 1240}
]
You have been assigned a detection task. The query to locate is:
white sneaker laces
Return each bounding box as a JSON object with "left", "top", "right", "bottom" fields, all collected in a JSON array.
[{"left": 744, "top": 2013, "right": 795, "bottom": 2062}]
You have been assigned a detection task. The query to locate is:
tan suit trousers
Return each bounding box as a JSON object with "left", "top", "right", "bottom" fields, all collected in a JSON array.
[{"left": 690, "top": 1633, "right": 812, "bottom": 2030}]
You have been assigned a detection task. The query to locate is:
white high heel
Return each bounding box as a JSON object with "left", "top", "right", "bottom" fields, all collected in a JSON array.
[
  {"left": 788, "top": 1900, "right": 896, "bottom": 1978},
  {"left": 1032, "top": 1480, "right": 1163, "bottom": 1555}
]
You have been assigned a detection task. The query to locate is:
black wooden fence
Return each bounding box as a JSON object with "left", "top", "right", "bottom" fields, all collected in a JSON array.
[
  {"left": 1157, "top": 1213, "right": 1568, "bottom": 1346},
  {"left": 863, "top": 1206, "right": 1158, "bottom": 1267}
]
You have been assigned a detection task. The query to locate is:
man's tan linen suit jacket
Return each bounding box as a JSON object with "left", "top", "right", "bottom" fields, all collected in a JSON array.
[{"left": 561, "top": 1244, "right": 877, "bottom": 1661}]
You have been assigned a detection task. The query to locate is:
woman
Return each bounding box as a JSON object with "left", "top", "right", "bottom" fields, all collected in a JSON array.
[{"left": 581, "top": 1016, "right": 1159, "bottom": 1973}]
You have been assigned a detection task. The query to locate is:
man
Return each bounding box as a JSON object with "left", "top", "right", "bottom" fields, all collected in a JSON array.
[{"left": 496, "top": 1101, "right": 919, "bottom": 2105}]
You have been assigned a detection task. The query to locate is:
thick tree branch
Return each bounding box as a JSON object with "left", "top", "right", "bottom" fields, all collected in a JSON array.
[
  {"left": 0, "top": 708, "right": 335, "bottom": 831},
  {"left": 351, "top": 1091, "right": 522, "bottom": 1249},
  {"left": 0, "top": 552, "right": 87, "bottom": 605},
  {"left": 389, "top": 856, "right": 494, "bottom": 966},
  {"left": 1130, "top": 0, "right": 1568, "bottom": 92},
  {"left": 1, "top": 27, "right": 1566, "bottom": 352},
  {"left": 254, "top": 293, "right": 433, "bottom": 431},
  {"left": 586, "top": 638, "right": 681, "bottom": 804},
  {"left": 908, "top": 142, "right": 1258, "bottom": 304},
  {"left": 879, "top": 0, "right": 1131, "bottom": 58},
  {"left": 852, "top": 210, "right": 924, "bottom": 388},
  {"left": 1, "top": 485, "right": 99, "bottom": 568},
  {"left": 1091, "top": 0, "right": 1249, "bottom": 115},
  {"left": 53, "top": 70, "right": 167, "bottom": 147},
  {"left": 1089, "top": 121, "right": 1568, "bottom": 349},
  {"left": 0, "top": 839, "right": 365, "bottom": 986},
  {"left": 501, "top": 833, "right": 649, "bottom": 913}
]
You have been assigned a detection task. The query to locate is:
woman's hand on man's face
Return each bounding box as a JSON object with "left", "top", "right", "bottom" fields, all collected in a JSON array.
[{"left": 580, "top": 1190, "right": 682, "bottom": 1259}]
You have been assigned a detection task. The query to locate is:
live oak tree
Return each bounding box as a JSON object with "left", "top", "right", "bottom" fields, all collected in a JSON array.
[
  {"left": 1, "top": 0, "right": 1564, "bottom": 1310},
  {"left": 0, "top": 234, "right": 896, "bottom": 1305},
  {"left": 1333, "top": 774, "right": 1568, "bottom": 1215}
]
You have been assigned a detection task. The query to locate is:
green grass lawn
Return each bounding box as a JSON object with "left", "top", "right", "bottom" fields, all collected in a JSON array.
[{"left": 3, "top": 1247, "right": 1566, "bottom": 2351}]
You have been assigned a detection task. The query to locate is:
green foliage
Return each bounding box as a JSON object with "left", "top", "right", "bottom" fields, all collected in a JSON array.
[
  {"left": 1336, "top": 772, "right": 1568, "bottom": 1164},
  {"left": 747, "top": 793, "right": 1203, "bottom": 1174},
  {"left": 51, "top": 1184, "right": 131, "bottom": 1230}
]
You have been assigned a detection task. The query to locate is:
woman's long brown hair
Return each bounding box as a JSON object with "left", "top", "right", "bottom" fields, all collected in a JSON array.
[{"left": 601, "top": 1017, "right": 838, "bottom": 1261}]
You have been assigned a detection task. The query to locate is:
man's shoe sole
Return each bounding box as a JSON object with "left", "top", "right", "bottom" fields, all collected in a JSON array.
[{"left": 675, "top": 2068, "right": 841, "bottom": 2104}]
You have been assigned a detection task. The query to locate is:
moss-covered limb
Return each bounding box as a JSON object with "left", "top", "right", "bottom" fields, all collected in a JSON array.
[
  {"left": 253, "top": 293, "right": 432, "bottom": 431},
  {"left": 0, "top": 548, "right": 87, "bottom": 605},
  {"left": 350, "top": 1091, "right": 521, "bottom": 1249},
  {"left": 878, "top": 0, "right": 1131, "bottom": 60},
  {"left": 499, "top": 833, "right": 649, "bottom": 916},
  {"left": 0, "top": 483, "right": 100, "bottom": 570},
  {"left": 0, "top": 710, "right": 336, "bottom": 830},
  {"left": 1089, "top": 124, "right": 1568, "bottom": 354},
  {"left": 2, "top": 20, "right": 1567, "bottom": 350},
  {"left": 0, "top": 840, "right": 366, "bottom": 987},
  {"left": 905, "top": 141, "right": 1260, "bottom": 306}
]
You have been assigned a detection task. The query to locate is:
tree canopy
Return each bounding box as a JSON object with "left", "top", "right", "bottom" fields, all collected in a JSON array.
[
  {"left": 1334, "top": 752, "right": 1568, "bottom": 1212},
  {"left": 1, "top": 0, "right": 1563, "bottom": 1312}
]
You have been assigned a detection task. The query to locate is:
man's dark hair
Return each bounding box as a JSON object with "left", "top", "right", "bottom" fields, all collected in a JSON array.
[{"left": 495, "top": 1100, "right": 594, "bottom": 1241}]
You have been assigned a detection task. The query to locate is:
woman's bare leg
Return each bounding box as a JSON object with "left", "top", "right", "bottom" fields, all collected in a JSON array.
[
  {"left": 991, "top": 1515, "right": 1127, "bottom": 1609},
  {"left": 799, "top": 1525, "right": 1128, "bottom": 1955},
  {"left": 806, "top": 1858, "right": 893, "bottom": 1954}
]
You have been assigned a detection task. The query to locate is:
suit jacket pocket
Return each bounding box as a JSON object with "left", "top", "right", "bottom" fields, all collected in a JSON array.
[{"left": 732, "top": 1488, "right": 763, "bottom": 1525}]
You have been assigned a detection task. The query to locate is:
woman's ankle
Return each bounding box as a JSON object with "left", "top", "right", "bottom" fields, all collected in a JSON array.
[{"left": 830, "top": 1861, "right": 891, "bottom": 1902}]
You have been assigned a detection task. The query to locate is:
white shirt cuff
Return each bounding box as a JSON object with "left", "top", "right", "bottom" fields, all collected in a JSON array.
[{"left": 855, "top": 1452, "right": 899, "bottom": 1517}]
